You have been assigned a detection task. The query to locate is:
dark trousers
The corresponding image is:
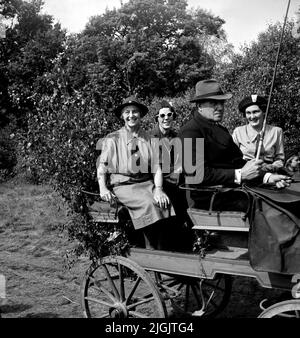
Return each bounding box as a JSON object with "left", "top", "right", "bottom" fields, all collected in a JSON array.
[
  {"left": 142, "top": 216, "right": 195, "bottom": 252},
  {"left": 164, "top": 181, "right": 190, "bottom": 226}
]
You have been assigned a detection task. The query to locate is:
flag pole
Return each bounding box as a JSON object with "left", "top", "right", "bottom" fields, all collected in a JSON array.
[{"left": 256, "top": 0, "right": 292, "bottom": 160}]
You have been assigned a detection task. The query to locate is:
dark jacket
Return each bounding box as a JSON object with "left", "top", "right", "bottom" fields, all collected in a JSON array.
[
  {"left": 178, "top": 113, "right": 246, "bottom": 186},
  {"left": 150, "top": 125, "right": 179, "bottom": 185}
]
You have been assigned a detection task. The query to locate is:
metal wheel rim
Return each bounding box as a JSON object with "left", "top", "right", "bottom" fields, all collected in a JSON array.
[
  {"left": 81, "top": 256, "right": 167, "bottom": 318},
  {"left": 258, "top": 300, "right": 300, "bottom": 318}
]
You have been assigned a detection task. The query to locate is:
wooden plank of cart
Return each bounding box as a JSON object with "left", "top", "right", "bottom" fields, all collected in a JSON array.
[{"left": 80, "top": 188, "right": 300, "bottom": 318}]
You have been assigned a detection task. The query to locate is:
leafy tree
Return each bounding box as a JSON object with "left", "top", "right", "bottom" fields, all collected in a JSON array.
[
  {"left": 0, "top": 0, "right": 66, "bottom": 129},
  {"left": 58, "top": 0, "right": 229, "bottom": 106}
]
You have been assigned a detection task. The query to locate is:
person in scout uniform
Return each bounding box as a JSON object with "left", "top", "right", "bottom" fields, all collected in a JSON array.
[
  {"left": 232, "top": 95, "right": 285, "bottom": 173},
  {"left": 97, "top": 95, "right": 174, "bottom": 249}
]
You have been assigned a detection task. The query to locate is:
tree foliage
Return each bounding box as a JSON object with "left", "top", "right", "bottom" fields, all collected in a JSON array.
[
  {"left": 53, "top": 0, "right": 228, "bottom": 109},
  {"left": 0, "top": 0, "right": 66, "bottom": 128}
]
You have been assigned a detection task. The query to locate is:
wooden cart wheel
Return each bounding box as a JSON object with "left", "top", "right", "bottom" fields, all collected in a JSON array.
[
  {"left": 258, "top": 300, "right": 300, "bottom": 318},
  {"left": 156, "top": 273, "right": 232, "bottom": 317},
  {"left": 81, "top": 256, "right": 167, "bottom": 318}
]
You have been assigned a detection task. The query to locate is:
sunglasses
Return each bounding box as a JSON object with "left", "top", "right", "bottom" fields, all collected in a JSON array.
[{"left": 157, "top": 112, "right": 174, "bottom": 119}]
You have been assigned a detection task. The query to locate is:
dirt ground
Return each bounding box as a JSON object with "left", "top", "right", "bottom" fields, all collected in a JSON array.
[{"left": 0, "top": 180, "right": 285, "bottom": 318}]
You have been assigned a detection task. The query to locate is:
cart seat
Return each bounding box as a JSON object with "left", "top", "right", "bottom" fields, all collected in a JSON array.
[
  {"left": 188, "top": 208, "right": 249, "bottom": 232},
  {"left": 81, "top": 190, "right": 122, "bottom": 223},
  {"left": 88, "top": 200, "right": 120, "bottom": 223},
  {"left": 180, "top": 184, "right": 250, "bottom": 233}
]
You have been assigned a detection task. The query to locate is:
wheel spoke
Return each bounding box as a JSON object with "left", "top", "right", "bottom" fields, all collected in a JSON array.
[
  {"left": 129, "top": 311, "right": 148, "bottom": 318},
  {"left": 89, "top": 276, "right": 101, "bottom": 289},
  {"left": 89, "top": 276, "right": 113, "bottom": 297},
  {"left": 89, "top": 285, "right": 104, "bottom": 295},
  {"left": 126, "top": 277, "right": 141, "bottom": 305},
  {"left": 90, "top": 274, "right": 119, "bottom": 284},
  {"left": 98, "top": 285, "right": 118, "bottom": 303},
  {"left": 127, "top": 296, "right": 155, "bottom": 310},
  {"left": 102, "top": 264, "right": 120, "bottom": 300},
  {"left": 84, "top": 296, "right": 116, "bottom": 308},
  {"left": 202, "top": 290, "right": 218, "bottom": 309},
  {"left": 175, "top": 283, "right": 184, "bottom": 292},
  {"left": 89, "top": 277, "right": 118, "bottom": 303},
  {"left": 119, "top": 263, "right": 125, "bottom": 302},
  {"left": 166, "top": 280, "right": 182, "bottom": 288},
  {"left": 206, "top": 291, "right": 215, "bottom": 306}
]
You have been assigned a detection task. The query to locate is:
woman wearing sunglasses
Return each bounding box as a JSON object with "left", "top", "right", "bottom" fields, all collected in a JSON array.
[{"left": 150, "top": 101, "right": 192, "bottom": 250}]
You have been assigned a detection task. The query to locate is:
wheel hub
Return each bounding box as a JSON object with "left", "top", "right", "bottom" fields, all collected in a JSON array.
[{"left": 109, "top": 302, "right": 128, "bottom": 318}]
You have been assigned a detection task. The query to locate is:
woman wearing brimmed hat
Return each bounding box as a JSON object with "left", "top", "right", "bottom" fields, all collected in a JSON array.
[
  {"left": 97, "top": 95, "right": 174, "bottom": 249},
  {"left": 232, "top": 95, "right": 285, "bottom": 173}
]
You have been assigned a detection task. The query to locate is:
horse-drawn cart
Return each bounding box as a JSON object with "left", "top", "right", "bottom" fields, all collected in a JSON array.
[{"left": 80, "top": 186, "right": 300, "bottom": 318}]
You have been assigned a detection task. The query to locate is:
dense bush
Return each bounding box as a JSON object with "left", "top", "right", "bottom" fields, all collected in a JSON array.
[
  {"left": 0, "top": 125, "right": 17, "bottom": 180},
  {"left": 26, "top": 77, "right": 197, "bottom": 259}
]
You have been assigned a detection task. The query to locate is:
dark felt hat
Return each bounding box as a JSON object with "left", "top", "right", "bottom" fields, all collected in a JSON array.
[
  {"left": 114, "top": 95, "right": 149, "bottom": 119},
  {"left": 190, "top": 79, "right": 232, "bottom": 102},
  {"left": 155, "top": 100, "right": 177, "bottom": 119},
  {"left": 238, "top": 95, "right": 268, "bottom": 114}
]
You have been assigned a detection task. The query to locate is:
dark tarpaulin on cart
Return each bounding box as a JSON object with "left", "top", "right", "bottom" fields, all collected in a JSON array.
[{"left": 246, "top": 183, "right": 300, "bottom": 275}]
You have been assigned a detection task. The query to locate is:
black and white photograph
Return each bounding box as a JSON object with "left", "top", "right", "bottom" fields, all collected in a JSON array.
[{"left": 1, "top": 0, "right": 300, "bottom": 323}]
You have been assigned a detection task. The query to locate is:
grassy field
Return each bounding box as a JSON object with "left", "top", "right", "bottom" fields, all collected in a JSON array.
[
  {"left": 0, "top": 179, "right": 285, "bottom": 318},
  {"left": 0, "top": 179, "right": 90, "bottom": 318}
]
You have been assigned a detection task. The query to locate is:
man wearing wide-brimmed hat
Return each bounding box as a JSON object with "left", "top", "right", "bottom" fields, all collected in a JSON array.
[
  {"left": 97, "top": 95, "right": 175, "bottom": 249},
  {"left": 178, "top": 79, "right": 291, "bottom": 209}
]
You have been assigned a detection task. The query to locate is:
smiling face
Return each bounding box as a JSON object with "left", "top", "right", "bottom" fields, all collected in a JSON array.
[
  {"left": 245, "top": 105, "right": 264, "bottom": 129},
  {"left": 157, "top": 107, "right": 174, "bottom": 131},
  {"left": 197, "top": 99, "right": 225, "bottom": 122},
  {"left": 121, "top": 104, "right": 141, "bottom": 130}
]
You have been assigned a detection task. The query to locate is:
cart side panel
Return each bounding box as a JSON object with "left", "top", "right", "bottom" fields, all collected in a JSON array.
[{"left": 129, "top": 247, "right": 293, "bottom": 291}]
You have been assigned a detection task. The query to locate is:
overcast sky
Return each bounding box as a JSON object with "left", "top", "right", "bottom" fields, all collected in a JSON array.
[{"left": 41, "top": 0, "right": 300, "bottom": 51}]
